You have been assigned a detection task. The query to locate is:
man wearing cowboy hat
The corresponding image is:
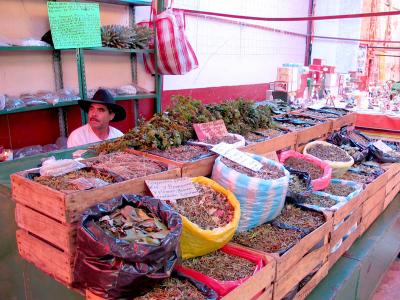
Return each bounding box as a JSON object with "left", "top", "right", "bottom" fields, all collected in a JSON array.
[{"left": 67, "top": 89, "right": 126, "bottom": 148}]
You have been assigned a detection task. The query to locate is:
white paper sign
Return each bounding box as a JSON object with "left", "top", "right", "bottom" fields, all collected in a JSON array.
[
  {"left": 373, "top": 140, "right": 393, "bottom": 153},
  {"left": 145, "top": 177, "right": 199, "bottom": 201},
  {"left": 211, "top": 142, "right": 263, "bottom": 172}
]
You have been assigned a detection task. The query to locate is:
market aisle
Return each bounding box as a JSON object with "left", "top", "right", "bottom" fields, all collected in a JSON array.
[{"left": 372, "top": 257, "right": 400, "bottom": 300}]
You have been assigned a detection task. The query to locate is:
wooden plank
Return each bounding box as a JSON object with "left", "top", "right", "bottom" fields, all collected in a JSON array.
[
  {"left": 362, "top": 187, "right": 385, "bottom": 218},
  {"left": 65, "top": 168, "right": 180, "bottom": 223},
  {"left": 16, "top": 229, "right": 73, "bottom": 285},
  {"left": 181, "top": 155, "right": 217, "bottom": 177},
  {"left": 253, "top": 285, "right": 273, "bottom": 300},
  {"left": 241, "top": 131, "right": 298, "bottom": 156},
  {"left": 385, "top": 172, "right": 400, "bottom": 196},
  {"left": 274, "top": 244, "right": 329, "bottom": 300},
  {"left": 360, "top": 204, "right": 384, "bottom": 235},
  {"left": 11, "top": 173, "right": 66, "bottom": 222},
  {"left": 331, "top": 208, "right": 361, "bottom": 246},
  {"left": 363, "top": 171, "right": 388, "bottom": 199},
  {"left": 222, "top": 253, "right": 276, "bottom": 300},
  {"left": 331, "top": 113, "right": 356, "bottom": 132},
  {"left": 384, "top": 184, "right": 400, "bottom": 210},
  {"left": 333, "top": 193, "right": 364, "bottom": 225},
  {"left": 293, "top": 261, "right": 329, "bottom": 300},
  {"left": 15, "top": 203, "right": 74, "bottom": 253},
  {"left": 296, "top": 122, "right": 331, "bottom": 147},
  {"left": 328, "top": 227, "right": 360, "bottom": 268}
]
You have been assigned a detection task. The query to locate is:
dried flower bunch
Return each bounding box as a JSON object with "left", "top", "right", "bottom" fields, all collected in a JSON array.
[{"left": 101, "top": 24, "right": 153, "bottom": 49}]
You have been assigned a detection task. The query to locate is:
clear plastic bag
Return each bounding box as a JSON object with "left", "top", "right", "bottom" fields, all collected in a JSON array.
[{"left": 39, "top": 157, "right": 86, "bottom": 176}]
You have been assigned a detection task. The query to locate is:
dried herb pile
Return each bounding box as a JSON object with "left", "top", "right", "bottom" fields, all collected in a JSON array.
[
  {"left": 148, "top": 145, "right": 211, "bottom": 162},
  {"left": 307, "top": 143, "right": 352, "bottom": 162},
  {"left": 291, "top": 115, "right": 325, "bottom": 124},
  {"left": 303, "top": 110, "right": 339, "bottom": 119},
  {"left": 244, "top": 132, "right": 267, "bottom": 142},
  {"left": 323, "top": 182, "right": 355, "bottom": 197},
  {"left": 98, "top": 205, "right": 170, "bottom": 245},
  {"left": 288, "top": 174, "right": 309, "bottom": 194},
  {"left": 341, "top": 172, "right": 372, "bottom": 184},
  {"left": 33, "top": 169, "right": 117, "bottom": 191},
  {"left": 169, "top": 183, "right": 234, "bottom": 230},
  {"left": 135, "top": 277, "right": 206, "bottom": 300},
  {"left": 255, "top": 128, "right": 285, "bottom": 139},
  {"left": 303, "top": 194, "right": 337, "bottom": 208},
  {"left": 283, "top": 157, "right": 323, "bottom": 180},
  {"left": 274, "top": 205, "right": 325, "bottom": 231},
  {"left": 182, "top": 251, "right": 255, "bottom": 281},
  {"left": 203, "top": 135, "right": 239, "bottom": 145},
  {"left": 221, "top": 157, "right": 285, "bottom": 180},
  {"left": 83, "top": 152, "right": 166, "bottom": 179},
  {"left": 233, "top": 223, "right": 303, "bottom": 254}
]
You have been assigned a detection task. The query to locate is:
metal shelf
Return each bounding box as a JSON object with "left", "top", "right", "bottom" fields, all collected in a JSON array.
[
  {"left": 0, "top": 101, "right": 79, "bottom": 115},
  {"left": 93, "top": 0, "right": 151, "bottom": 5},
  {"left": 0, "top": 46, "right": 54, "bottom": 52},
  {"left": 83, "top": 47, "right": 154, "bottom": 54},
  {"left": 114, "top": 93, "right": 156, "bottom": 100}
]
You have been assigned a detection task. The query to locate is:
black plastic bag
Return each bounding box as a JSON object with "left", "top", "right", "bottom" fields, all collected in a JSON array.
[
  {"left": 327, "top": 127, "right": 350, "bottom": 145},
  {"left": 284, "top": 168, "right": 313, "bottom": 204},
  {"left": 73, "top": 194, "right": 182, "bottom": 299},
  {"left": 369, "top": 144, "right": 400, "bottom": 163},
  {"left": 348, "top": 130, "right": 371, "bottom": 150}
]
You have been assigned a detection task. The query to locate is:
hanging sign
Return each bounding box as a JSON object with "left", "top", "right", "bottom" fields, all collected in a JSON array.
[
  {"left": 211, "top": 143, "right": 263, "bottom": 172},
  {"left": 193, "top": 120, "right": 228, "bottom": 141},
  {"left": 47, "top": 1, "right": 102, "bottom": 49},
  {"left": 373, "top": 140, "right": 393, "bottom": 153},
  {"left": 145, "top": 177, "right": 199, "bottom": 201}
]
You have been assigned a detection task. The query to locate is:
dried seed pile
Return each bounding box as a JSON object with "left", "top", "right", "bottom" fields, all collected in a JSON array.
[
  {"left": 341, "top": 172, "right": 372, "bottom": 184},
  {"left": 303, "top": 194, "right": 337, "bottom": 208},
  {"left": 274, "top": 205, "right": 325, "bottom": 231},
  {"left": 348, "top": 131, "right": 369, "bottom": 147},
  {"left": 136, "top": 277, "right": 205, "bottom": 300},
  {"left": 307, "top": 143, "right": 352, "bottom": 162},
  {"left": 288, "top": 174, "right": 309, "bottom": 194},
  {"left": 170, "top": 183, "right": 234, "bottom": 230},
  {"left": 83, "top": 152, "right": 166, "bottom": 180},
  {"left": 148, "top": 145, "right": 211, "bottom": 162},
  {"left": 255, "top": 128, "right": 284, "bottom": 139},
  {"left": 233, "top": 223, "right": 303, "bottom": 254},
  {"left": 323, "top": 183, "right": 355, "bottom": 197},
  {"left": 221, "top": 157, "right": 285, "bottom": 180},
  {"left": 283, "top": 157, "right": 323, "bottom": 180},
  {"left": 98, "top": 205, "right": 169, "bottom": 245},
  {"left": 33, "top": 169, "right": 117, "bottom": 191},
  {"left": 203, "top": 135, "right": 239, "bottom": 145},
  {"left": 245, "top": 132, "right": 267, "bottom": 142},
  {"left": 182, "top": 251, "right": 255, "bottom": 281}
]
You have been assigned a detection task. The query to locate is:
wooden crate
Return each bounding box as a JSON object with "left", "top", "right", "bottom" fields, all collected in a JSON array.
[
  {"left": 360, "top": 187, "right": 386, "bottom": 235},
  {"left": 385, "top": 163, "right": 400, "bottom": 209},
  {"left": 384, "top": 183, "right": 400, "bottom": 210},
  {"left": 12, "top": 167, "right": 180, "bottom": 285},
  {"left": 295, "top": 122, "right": 331, "bottom": 151},
  {"left": 241, "top": 131, "right": 297, "bottom": 157},
  {"left": 126, "top": 148, "right": 217, "bottom": 177},
  {"left": 331, "top": 112, "right": 356, "bottom": 132},
  {"left": 363, "top": 171, "right": 388, "bottom": 199}
]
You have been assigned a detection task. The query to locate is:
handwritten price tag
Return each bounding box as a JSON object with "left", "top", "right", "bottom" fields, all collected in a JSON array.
[
  {"left": 145, "top": 177, "right": 199, "bottom": 201},
  {"left": 193, "top": 120, "right": 228, "bottom": 141},
  {"left": 211, "top": 143, "right": 263, "bottom": 172}
]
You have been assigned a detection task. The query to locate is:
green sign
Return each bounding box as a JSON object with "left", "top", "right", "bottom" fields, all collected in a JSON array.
[{"left": 47, "top": 1, "right": 101, "bottom": 49}]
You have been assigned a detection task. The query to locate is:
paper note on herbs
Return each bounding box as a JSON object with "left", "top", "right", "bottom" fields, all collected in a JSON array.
[
  {"left": 193, "top": 120, "right": 228, "bottom": 141},
  {"left": 146, "top": 177, "right": 200, "bottom": 201}
]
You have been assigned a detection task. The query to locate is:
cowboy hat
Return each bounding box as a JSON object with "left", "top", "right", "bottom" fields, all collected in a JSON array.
[{"left": 78, "top": 89, "right": 126, "bottom": 122}]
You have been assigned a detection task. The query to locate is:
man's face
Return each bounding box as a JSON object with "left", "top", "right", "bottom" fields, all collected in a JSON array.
[{"left": 88, "top": 103, "right": 115, "bottom": 130}]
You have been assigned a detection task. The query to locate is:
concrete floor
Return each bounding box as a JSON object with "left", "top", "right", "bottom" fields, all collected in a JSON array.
[{"left": 372, "top": 257, "right": 400, "bottom": 300}]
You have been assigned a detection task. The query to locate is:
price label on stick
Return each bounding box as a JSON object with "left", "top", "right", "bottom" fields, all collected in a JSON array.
[
  {"left": 193, "top": 120, "right": 228, "bottom": 141},
  {"left": 373, "top": 140, "right": 393, "bottom": 153},
  {"left": 145, "top": 177, "right": 200, "bottom": 201},
  {"left": 211, "top": 143, "right": 263, "bottom": 172}
]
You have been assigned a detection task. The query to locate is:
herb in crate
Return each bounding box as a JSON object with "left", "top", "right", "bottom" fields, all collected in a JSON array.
[
  {"left": 168, "top": 183, "right": 234, "bottom": 230},
  {"left": 233, "top": 223, "right": 303, "bottom": 254},
  {"left": 244, "top": 132, "right": 267, "bottom": 142},
  {"left": 221, "top": 157, "right": 285, "bottom": 180},
  {"left": 182, "top": 251, "right": 255, "bottom": 281},
  {"left": 135, "top": 277, "right": 207, "bottom": 300},
  {"left": 288, "top": 174, "right": 309, "bottom": 194},
  {"left": 323, "top": 182, "right": 355, "bottom": 197},
  {"left": 283, "top": 157, "right": 323, "bottom": 180},
  {"left": 274, "top": 205, "right": 325, "bottom": 231},
  {"left": 98, "top": 205, "right": 170, "bottom": 245},
  {"left": 303, "top": 194, "right": 337, "bottom": 208},
  {"left": 341, "top": 172, "right": 373, "bottom": 185},
  {"left": 307, "top": 143, "right": 352, "bottom": 162},
  {"left": 202, "top": 135, "right": 239, "bottom": 145},
  {"left": 148, "top": 145, "right": 212, "bottom": 162},
  {"left": 254, "top": 128, "right": 285, "bottom": 139}
]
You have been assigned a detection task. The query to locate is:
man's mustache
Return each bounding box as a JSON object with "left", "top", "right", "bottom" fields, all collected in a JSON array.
[{"left": 90, "top": 118, "right": 100, "bottom": 122}]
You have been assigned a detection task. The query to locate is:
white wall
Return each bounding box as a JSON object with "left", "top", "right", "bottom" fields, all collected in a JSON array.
[
  {"left": 152, "top": 0, "right": 310, "bottom": 90},
  {"left": 311, "top": 0, "right": 363, "bottom": 73}
]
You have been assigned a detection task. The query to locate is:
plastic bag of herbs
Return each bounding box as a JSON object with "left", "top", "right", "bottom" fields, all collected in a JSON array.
[
  {"left": 313, "top": 178, "right": 363, "bottom": 203},
  {"left": 284, "top": 169, "right": 313, "bottom": 204},
  {"left": 212, "top": 153, "right": 290, "bottom": 232},
  {"left": 303, "top": 141, "right": 354, "bottom": 177},
  {"left": 175, "top": 244, "right": 267, "bottom": 297},
  {"left": 279, "top": 150, "right": 332, "bottom": 191},
  {"left": 73, "top": 194, "right": 182, "bottom": 299},
  {"left": 165, "top": 176, "right": 240, "bottom": 259},
  {"left": 134, "top": 271, "right": 218, "bottom": 300}
]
